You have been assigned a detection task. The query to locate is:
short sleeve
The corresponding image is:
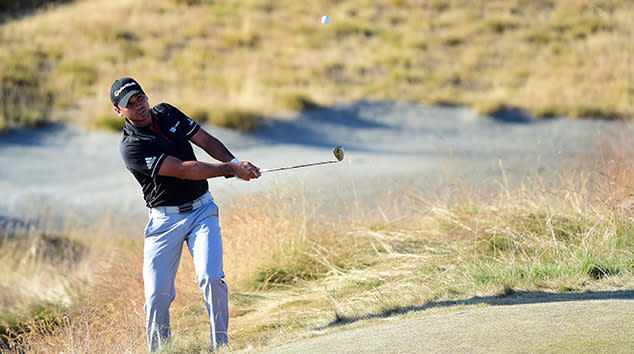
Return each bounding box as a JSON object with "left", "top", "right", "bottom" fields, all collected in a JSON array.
[{"left": 120, "top": 141, "right": 168, "bottom": 179}]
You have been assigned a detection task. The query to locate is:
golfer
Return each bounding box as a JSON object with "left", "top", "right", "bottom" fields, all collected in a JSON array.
[{"left": 111, "top": 77, "right": 260, "bottom": 351}]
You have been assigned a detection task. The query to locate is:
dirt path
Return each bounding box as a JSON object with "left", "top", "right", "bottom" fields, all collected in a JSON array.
[{"left": 256, "top": 293, "right": 634, "bottom": 353}]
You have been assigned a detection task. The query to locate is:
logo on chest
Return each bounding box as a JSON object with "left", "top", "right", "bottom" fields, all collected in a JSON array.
[{"left": 169, "top": 121, "right": 180, "bottom": 133}]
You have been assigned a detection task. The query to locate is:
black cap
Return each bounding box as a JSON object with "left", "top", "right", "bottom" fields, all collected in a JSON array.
[{"left": 110, "top": 77, "right": 146, "bottom": 108}]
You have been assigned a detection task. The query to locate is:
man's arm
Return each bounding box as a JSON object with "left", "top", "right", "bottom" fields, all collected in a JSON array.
[
  {"left": 189, "top": 127, "right": 235, "bottom": 162},
  {"left": 187, "top": 126, "right": 261, "bottom": 180},
  {"left": 158, "top": 156, "right": 260, "bottom": 180}
]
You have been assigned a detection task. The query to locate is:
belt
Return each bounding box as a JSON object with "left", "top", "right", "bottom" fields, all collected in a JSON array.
[{"left": 151, "top": 193, "right": 212, "bottom": 214}]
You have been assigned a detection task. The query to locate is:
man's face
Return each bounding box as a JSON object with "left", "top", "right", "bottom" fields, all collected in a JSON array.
[{"left": 115, "top": 93, "right": 150, "bottom": 124}]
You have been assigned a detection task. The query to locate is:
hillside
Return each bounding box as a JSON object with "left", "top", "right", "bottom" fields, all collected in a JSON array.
[{"left": 1, "top": 0, "right": 633, "bottom": 133}]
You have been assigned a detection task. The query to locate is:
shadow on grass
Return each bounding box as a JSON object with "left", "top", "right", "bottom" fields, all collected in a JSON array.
[
  {"left": 253, "top": 101, "right": 391, "bottom": 150},
  {"left": 490, "top": 106, "right": 534, "bottom": 124},
  {"left": 0, "top": 0, "right": 72, "bottom": 24},
  {"left": 0, "top": 216, "right": 41, "bottom": 238},
  {"left": 0, "top": 122, "right": 67, "bottom": 147},
  {"left": 315, "top": 289, "right": 634, "bottom": 330}
]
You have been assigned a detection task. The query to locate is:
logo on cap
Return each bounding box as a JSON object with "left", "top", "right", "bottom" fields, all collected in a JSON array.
[
  {"left": 113, "top": 82, "right": 138, "bottom": 97},
  {"left": 110, "top": 77, "right": 145, "bottom": 107}
]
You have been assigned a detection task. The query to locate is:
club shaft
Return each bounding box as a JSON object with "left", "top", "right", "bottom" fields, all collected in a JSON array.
[{"left": 259, "top": 160, "right": 338, "bottom": 173}]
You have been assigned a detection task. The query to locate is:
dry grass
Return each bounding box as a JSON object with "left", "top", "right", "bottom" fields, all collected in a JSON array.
[
  {"left": 1, "top": 131, "right": 632, "bottom": 352},
  {"left": 1, "top": 0, "right": 633, "bottom": 132}
]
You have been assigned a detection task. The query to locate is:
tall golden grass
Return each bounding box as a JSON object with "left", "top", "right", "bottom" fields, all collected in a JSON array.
[
  {"left": 1, "top": 0, "right": 633, "bottom": 132},
  {"left": 1, "top": 128, "right": 631, "bottom": 352}
]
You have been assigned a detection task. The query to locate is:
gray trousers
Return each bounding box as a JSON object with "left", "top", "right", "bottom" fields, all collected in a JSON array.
[{"left": 143, "top": 192, "right": 228, "bottom": 352}]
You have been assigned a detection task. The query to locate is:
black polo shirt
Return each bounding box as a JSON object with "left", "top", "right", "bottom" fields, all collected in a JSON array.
[{"left": 120, "top": 103, "right": 208, "bottom": 208}]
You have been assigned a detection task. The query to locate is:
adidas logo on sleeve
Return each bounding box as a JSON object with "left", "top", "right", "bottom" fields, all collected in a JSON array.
[{"left": 145, "top": 156, "right": 157, "bottom": 169}]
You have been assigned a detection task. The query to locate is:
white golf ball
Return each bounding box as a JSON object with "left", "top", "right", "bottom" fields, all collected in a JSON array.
[{"left": 321, "top": 15, "right": 330, "bottom": 24}]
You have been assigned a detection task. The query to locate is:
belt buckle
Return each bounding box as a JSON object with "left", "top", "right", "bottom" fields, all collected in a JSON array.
[{"left": 178, "top": 202, "right": 194, "bottom": 213}]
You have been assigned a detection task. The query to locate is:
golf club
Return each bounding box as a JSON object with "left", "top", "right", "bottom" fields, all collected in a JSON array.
[
  {"left": 225, "top": 146, "right": 344, "bottom": 178},
  {"left": 259, "top": 146, "right": 344, "bottom": 174}
]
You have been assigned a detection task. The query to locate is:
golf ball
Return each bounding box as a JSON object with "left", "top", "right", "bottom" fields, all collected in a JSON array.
[{"left": 321, "top": 15, "right": 330, "bottom": 24}]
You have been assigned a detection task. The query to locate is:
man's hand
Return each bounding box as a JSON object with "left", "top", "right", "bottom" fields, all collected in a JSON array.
[{"left": 231, "top": 161, "right": 261, "bottom": 180}]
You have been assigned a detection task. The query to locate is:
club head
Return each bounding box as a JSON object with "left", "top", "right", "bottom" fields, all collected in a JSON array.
[{"left": 333, "top": 146, "right": 344, "bottom": 161}]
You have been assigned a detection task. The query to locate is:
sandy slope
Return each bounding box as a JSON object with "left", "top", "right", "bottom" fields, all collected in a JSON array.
[{"left": 0, "top": 101, "right": 629, "bottom": 235}]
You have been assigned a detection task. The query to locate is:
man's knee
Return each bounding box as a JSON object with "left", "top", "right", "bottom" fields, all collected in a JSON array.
[
  {"left": 145, "top": 291, "right": 175, "bottom": 312},
  {"left": 198, "top": 275, "right": 227, "bottom": 290}
]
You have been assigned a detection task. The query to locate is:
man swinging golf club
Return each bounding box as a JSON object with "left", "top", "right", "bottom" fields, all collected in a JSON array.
[{"left": 111, "top": 77, "right": 260, "bottom": 352}]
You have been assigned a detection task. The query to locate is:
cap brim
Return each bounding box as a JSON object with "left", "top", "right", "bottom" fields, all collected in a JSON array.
[{"left": 118, "top": 90, "right": 144, "bottom": 108}]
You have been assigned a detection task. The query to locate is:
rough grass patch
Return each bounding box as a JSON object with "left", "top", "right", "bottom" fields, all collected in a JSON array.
[
  {"left": 188, "top": 108, "right": 209, "bottom": 124},
  {"left": 280, "top": 93, "right": 320, "bottom": 111},
  {"left": 569, "top": 105, "right": 624, "bottom": 120},
  {"left": 120, "top": 43, "right": 145, "bottom": 60},
  {"left": 0, "top": 302, "right": 65, "bottom": 350},
  {"left": 442, "top": 33, "right": 465, "bottom": 47},
  {"left": 92, "top": 115, "right": 124, "bottom": 132},
  {"left": 0, "top": 0, "right": 70, "bottom": 13},
  {"left": 351, "top": 278, "right": 386, "bottom": 290},
  {"left": 251, "top": 245, "right": 336, "bottom": 289},
  {"left": 474, "top": 266, "right": 555, "bottom": 286},
  {"left": 58, "top": 63, "right": 97, "bottom": 86},
  {"left": 221, "top": 32, "right": 260, "bottom": 48},
  {"left": 486, "top": 16, "right": 521, "bottom": 33},
  {"left": 582, "top": 258, "right": 623, "bottom": 279},
  {"left": 333, "top": 20, "right": 377, "bottom": 38},
  {"left": 230, "top": 293, "right": 265, "bottom": 307},
  {"left": 524, "top": 27, "right": 553, "bottom": 44},
  {"left": 210, "top": 108, "right": 261, "bottom": 132},
  {"left": 484, "top": 235, "right": 514, "bottom": 253},
  {"left": 0, "top": 52, "right": 51, "bottom": 131},
  {"left": 170, "top": 0, "right": 203, "bottom": 5},
  {"left": 253, "top": 264, "right": 322, "bottom": 289},
  {"left": 1, "top": 233, "right": 87, "bottom": 269},
  {"left": 531, "top": 104, "right": 563, "bottom": 118},
  {"left": 615, "top": 223, "right": 634, "bottom": 249}
]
